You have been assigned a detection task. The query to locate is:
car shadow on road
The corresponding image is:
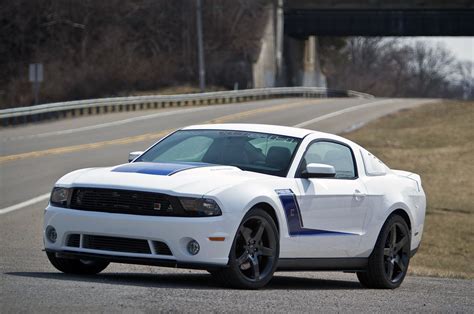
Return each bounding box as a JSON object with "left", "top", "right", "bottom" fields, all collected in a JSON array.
[{"left": 5, "top": 271, "right": 362, "bottom": 290}]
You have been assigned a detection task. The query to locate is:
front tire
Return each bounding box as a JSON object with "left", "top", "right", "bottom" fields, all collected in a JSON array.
[
  {"left": 212, "top": 208, "right": 279, "bottom": 289},
  {"left": 46, "top": 252, "right": 109, "bottom": 275},
  {"left": 357, "top": 215, "right": 411, "bottom": 289}
]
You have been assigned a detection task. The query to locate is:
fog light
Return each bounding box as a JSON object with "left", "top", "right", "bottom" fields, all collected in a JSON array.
[
  {"left": 46, "top": 226, "right": 57, "bottom": 243},
  {"left": 187, "top": 240, "right": 200, "bottom": 255}
]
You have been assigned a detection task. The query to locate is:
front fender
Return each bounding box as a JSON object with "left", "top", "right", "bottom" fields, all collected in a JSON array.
[{"left": 211, "top": 181, "right": 292, "bottom": 242}]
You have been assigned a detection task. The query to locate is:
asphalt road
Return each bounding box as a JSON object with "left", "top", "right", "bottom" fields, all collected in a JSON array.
[{"left": 1, "top": 97, "right": 472, "bottom": 312}]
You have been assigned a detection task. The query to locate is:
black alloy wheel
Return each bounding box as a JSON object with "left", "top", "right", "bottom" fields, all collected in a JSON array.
[
  {"left": 383, "top": 222, "right": 410, "bottom": 283},
  {"left": 211, "top": 208, "right": 279, "bottom": 289},
  {"left": 357, "top": 215, "right": 411, "bottom": 289}
]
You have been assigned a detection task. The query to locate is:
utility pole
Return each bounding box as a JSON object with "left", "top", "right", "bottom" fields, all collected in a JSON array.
[
  {"left": 274, "top": 0, "right": 284, "bottom": 86},
  {"left": 196, "top": 0, "right": 206, "bottom": 92}
]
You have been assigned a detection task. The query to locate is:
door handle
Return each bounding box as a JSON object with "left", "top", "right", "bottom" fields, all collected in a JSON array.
[{"left": 354, "top": 189, "right": 366, "bottom": 201}]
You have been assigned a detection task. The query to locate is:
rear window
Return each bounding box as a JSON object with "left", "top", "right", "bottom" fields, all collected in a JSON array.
[{"left": 360, "top": 149, "right": 388, "bottom": 176}]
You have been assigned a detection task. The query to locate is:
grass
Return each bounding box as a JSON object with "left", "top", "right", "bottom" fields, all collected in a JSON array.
[
  {"left": 344, "top": 100, "right": 474, "bottom": 279},
  {"left": 129, "top": 85, "right": 227, "bottom": 96}
]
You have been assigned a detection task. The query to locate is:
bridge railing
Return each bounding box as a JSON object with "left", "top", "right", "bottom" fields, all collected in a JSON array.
[{"left": 0, "top": 87, "right": 373, "bottom": 127}]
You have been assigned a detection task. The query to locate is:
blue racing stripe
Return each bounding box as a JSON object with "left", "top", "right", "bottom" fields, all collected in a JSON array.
[
  {"left": 112, "top": 162, "right": 210, "bottom": 176},
  {"left": 276, "top": 189, "right": 356, "bottom": 236}
]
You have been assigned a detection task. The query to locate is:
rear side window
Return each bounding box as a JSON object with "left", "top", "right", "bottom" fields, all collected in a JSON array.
[
  {"left": 360, "top": 149, "right": 388, "bottom": 176},
  {"left": 303, "top": 141, "right": 356, "bottom": 179}
]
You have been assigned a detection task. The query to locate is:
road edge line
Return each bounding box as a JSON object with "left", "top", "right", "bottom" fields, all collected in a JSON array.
[
  {"left": 0, "top": 193, "right": 50, "bottom": 215},
  {"left": 293, "top": 99, "right": 395, "bottom": 128}
]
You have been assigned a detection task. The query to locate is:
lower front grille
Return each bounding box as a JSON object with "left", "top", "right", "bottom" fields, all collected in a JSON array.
[
  {"left": 66, "top": 234, "right": 80, "bottom": 247},
  {"left": 64, "top": 234, "right": 173, "bottom": 256},
  {"left": 153, "top": 241, "right": 173, "bottom": 256},
  {"left": 83, "top": 235, "right": 151, "bottom": 254}
]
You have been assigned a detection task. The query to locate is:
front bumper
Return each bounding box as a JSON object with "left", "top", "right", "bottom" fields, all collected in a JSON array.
[
  {"left": 45, "top": 249, "right": 226, "bottom": 270},
  {"left": 44, "top": 205, "right": 241, "bottom": 267}
]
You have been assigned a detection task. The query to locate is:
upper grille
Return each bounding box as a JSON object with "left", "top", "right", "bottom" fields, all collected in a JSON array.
[{"left": 70, "top": 188, "right": 185, "bottom": 216}]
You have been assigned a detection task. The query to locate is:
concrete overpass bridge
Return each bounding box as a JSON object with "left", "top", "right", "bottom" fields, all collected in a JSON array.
[{"left": 252, "top": 0, "right": 474, "bottom": 88}]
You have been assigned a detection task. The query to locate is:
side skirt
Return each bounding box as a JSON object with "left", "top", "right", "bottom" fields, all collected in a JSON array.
[{"left": 277, "top": 258, "right": 368, "bottom": 271}]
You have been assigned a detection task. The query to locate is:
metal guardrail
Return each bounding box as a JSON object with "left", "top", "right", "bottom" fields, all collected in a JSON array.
[{"left": 0, "top": 87, "right": 373, "bottom": 127}]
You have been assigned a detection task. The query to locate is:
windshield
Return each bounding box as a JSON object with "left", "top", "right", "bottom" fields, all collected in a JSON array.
[{"left": 137, "top": 129, "right": 301, "bottom": 177}]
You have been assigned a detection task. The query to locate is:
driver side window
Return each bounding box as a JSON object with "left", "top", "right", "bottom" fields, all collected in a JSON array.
[{"left": 302, "top": 141, "right": 356, "bottom": 179}]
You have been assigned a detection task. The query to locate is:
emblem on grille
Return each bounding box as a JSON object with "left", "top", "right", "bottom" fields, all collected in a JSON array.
[{"left": 153, "top": 202, "right": 162, "bottom": 210}]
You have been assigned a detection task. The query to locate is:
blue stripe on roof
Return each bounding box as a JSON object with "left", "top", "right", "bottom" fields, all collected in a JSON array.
[{"left": 112, "top": 162, "right": 210, "bottom": 176}]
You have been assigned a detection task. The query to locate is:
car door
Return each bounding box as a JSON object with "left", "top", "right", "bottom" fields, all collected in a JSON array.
[{"left": 293, "top": 140, "right": 368, "bottom": 257}]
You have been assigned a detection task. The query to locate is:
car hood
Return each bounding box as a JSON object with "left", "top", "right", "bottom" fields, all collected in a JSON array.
[{"left": 56, "top": 162, "right": 269, "bottom": 196}]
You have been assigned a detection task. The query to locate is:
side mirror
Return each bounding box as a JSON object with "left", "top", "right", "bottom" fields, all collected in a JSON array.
[
  {"left": 301, "top": 163, "right": 336, "bottom": 178},
  {"left": 128, "top": 151, "right": 144, "bottom": 162}
]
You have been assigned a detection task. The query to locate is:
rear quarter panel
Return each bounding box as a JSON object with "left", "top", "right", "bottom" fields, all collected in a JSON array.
[{"left": 359, "top": 173, "right": 425, "bottom": 256}]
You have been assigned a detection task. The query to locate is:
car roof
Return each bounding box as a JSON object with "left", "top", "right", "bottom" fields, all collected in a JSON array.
[{"left": 181, "top": 123, "right": 323, "bottom": 139}]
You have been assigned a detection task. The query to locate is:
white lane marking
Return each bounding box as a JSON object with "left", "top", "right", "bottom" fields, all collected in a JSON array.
[
  {"left": 3, "top": 104, "right": 240, "bottom": 141},
  {"left": 293, "top": 99, "right": 396, "bottom": 128},
  {"left": 0, "top": 193, "right": 50, "bottom": 215}
]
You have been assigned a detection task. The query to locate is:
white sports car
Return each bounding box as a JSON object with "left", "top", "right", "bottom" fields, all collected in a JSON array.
[{"left": 44, "top": 124, "right": 425, "bottom": 289}]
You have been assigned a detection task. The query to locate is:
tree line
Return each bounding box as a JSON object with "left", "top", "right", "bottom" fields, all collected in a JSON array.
[
  {"left": 0, "top": 0, "right": 268, "bottom": 108},
  {"left": 0, "top": 0, "right": 472, "bottom": 108},
  {"left": 320, "top": 37, "right": 473, "bottom": 99}
]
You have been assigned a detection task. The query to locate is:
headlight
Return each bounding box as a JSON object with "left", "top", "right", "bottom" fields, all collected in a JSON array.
[
  {"left": 50, "top": 187, "right": 71, "bottom": 208},
  {"left": 179, "top": 198, "right": 222, "bottom": 217}
]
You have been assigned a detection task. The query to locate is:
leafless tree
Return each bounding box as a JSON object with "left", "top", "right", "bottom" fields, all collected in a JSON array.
[
  {"left": 0, "top": 0, "right": 269, "bottom": 108},
  {"left": 453, "top": 61, "right": 474, "bottom": 99},
  {"left": 321, "top": 37, "right": 469, "bottom": 99}
]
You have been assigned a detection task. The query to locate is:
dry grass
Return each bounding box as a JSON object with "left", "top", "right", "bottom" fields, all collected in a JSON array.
[
  {"left": 344, "top": 100, "right": 474, "bottom": 279},
  {"left": 130, "top": 85, "right": 227, "bottom": 96}
]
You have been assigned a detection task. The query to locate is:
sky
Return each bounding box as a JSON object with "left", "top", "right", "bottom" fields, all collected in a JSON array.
[{"left": 421, "top": 37, "right": 474, "bottom": 63}]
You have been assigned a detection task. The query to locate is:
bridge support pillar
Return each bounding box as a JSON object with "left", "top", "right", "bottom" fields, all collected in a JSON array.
[
  {"left": 252, "top": 1, "right": 326, "bottom": 88},
  {"left": 252, "top": 0, "right": 284, "bottom": 88},
  {"left": 283, "top": 35, "right": 326, "bottom": 88},
  {"left": 302, "top": 36, "right": 326, "bottom": 87}
]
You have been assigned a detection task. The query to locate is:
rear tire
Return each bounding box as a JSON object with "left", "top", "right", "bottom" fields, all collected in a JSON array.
[
  {"left": 46, "top": 252, "right": 109, "bottom": 275},
  {"left": 212, "top": 208, "right": 279, "bottom": 289},
  {"left": 357, "top": 215, "right": 411, "bottom": 289}
]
